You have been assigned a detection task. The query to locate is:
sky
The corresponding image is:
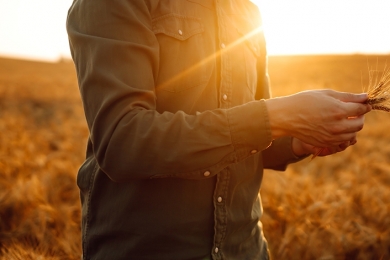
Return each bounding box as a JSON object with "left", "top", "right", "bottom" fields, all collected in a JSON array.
[
  {"left": 254, "top": 0, "right": 390, "bottom": 56},
  {"left": 0, "top": 0, "right": 389, "bottom": 62}
]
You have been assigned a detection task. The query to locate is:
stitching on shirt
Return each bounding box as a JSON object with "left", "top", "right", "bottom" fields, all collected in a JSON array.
[
  {"left": 217, "top": 5, "right": 237, "bottom": 162},
  {"left": 149, "top": 152, "right": 236, "bottom": 179},
  {"left": 83, "top": 160, "right": 98, "bottom": 260},
  {"left": 151, "top": 13, "right": 204, "bottom": 41},
  {"left": 218, "top": 168, "right": 230, "bottom": 259},
  {"left": 259, "top": 100, "right": 272, "bottom": 146},
  {"left": 226, "top": 109, "right": 239, "bottom": 163},
  {"left": 152, "top": 13, "right": 201, "bottom": 23},
  {"left": 212, "top": 168, "right": 229, "bottom": 259},
  {"left": 187, "top": 0, "right": 214, "bottom": 10}
]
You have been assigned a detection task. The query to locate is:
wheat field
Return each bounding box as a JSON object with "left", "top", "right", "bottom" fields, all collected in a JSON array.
[{"left": 0, "top": 55, "right": 389, "bottom": 259}]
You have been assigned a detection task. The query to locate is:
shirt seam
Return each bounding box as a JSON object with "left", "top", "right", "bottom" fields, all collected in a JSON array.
[{"left": 83, "top": 160, "right": 98, "bottom": 260}]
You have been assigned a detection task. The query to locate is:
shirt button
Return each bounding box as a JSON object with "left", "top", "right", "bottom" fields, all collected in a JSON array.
[
  {"left": 178, "top": 29, "right": 183, "bottom": 35},
  {"left": 222, "top": 94, "right": 227, "bottom": 101},
  {"left": 203, "top": 171, "right": 211, "bottom": 177},
  {"left": 217, "top": 197, "right": 223, "bottom": 203},
  {"left": 251, "top": 150, "right": 258, "bottom": 154},
  {"left": 214, "top": 247, "right": 219, "bottom": 253},
  {"left": 221, "top": 43, "right": 226, "bottom": 49}
]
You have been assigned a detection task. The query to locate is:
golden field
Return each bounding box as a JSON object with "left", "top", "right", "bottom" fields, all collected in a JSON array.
[{"left": 0, "top": 55, "right": 389, "bottom": 259}]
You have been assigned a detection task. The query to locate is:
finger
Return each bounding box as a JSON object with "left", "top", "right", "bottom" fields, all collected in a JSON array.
[
  {"left": 337, "top": 132, "right": 358, "bottom": 144},
  {"left": 321, "top": 132, "right": 357, "bottom": 147},
  {"left": 338, "top": 141, "right": 350, "bottom": 151},
  {"left": 326, "top": 143, "right": 348, "bottom": 154},
  {"left": 310, "top": 144, "right": 344, "bottom": 160},
  {"left": 325, "top": 146, "right": 342, "bottom": 154},
  {"left": 321, "top": 146, "right": 340, "bottom": 155},
  {"left": 310, "top": 147, "right": 323, "bottom": 160},
  {"left": 330, "top": 116, "right": 365, "bottom": 134},
  {"left": 330, "top": 91, "right": 368, "bottom": 103},
  {"left": 343, "top": 102, "right": 372, "bottom": 117},
  {"left": 300, "top": 130, "right": 357, "bottom": 148},
  {"left": 311, "top": 139, "right": 354, "bottom": 160}
]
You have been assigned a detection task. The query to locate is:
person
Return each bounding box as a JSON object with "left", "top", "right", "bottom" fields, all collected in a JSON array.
[{"left": 66, "top": 0, "right": 371, "bottom": 259}]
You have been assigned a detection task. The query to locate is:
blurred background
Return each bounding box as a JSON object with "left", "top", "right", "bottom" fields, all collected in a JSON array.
[
  {"left": 1, "top": 1, "right": 390, "bottom": 259},
  {"left": 0, "top": 0, "right": 389, "bottom": 61}
]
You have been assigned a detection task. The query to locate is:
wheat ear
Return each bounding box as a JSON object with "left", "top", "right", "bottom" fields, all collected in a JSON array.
[
  {"left": 365, "top": 61, "right": 390, "bottom": 111},
  {"left": 311, "top": 61, "right": 390, "bottom": 160}
]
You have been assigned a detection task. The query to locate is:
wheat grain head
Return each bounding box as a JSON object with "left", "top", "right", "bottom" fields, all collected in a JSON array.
[
  {"left": 311, "top": 61, "right": 390, "bottom": 160},
  {"left": 365, "top": 61, "right": 390, "bottom": 112}
]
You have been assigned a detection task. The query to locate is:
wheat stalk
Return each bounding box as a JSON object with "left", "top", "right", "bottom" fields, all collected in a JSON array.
[
  {"left": 365, "top": 61, "right": 390, "bottom": 111},
  {"left": 311, "top": 61, "right": 390, "bottom": 160}
]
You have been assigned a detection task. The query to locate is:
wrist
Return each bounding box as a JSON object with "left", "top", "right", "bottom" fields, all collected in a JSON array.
[{"left": 264, "top": 97, "right": 289, "bottom": 139}]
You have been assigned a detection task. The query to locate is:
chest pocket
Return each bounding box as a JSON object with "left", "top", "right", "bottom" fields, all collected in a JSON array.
[{"left": 152, "top": 14, "right": 212, "bottom": 93}]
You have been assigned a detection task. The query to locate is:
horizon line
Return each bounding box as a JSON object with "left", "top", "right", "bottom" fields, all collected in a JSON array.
[{"left": 1, "top": 52, "right": 389, "bottom": 64}]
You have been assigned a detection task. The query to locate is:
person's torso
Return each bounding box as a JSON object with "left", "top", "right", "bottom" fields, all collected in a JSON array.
[{"left": 77, "top": 0, "right": 269, "bottom": 259}]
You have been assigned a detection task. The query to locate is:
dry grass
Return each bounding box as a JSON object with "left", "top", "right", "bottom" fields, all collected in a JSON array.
[
  {"left": 263, "top": 54, "right": 390, "bottom": 260},
  {"left": 0, "top": 55, "right": 390, "bottom": 259},
  {"left": 0, "top": 58, "right": 85, "bottom": 259}
]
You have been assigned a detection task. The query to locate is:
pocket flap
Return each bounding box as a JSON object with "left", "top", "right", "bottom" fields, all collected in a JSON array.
[
  {"left": 187, "top": 0, "right": 214, "bottom": 10},
  {"left": 152, "top": 14, "right": 204, "bottom": 41}
]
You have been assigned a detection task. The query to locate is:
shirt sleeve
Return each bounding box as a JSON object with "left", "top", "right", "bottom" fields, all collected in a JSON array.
[
  {"left": 67, "top": 0, "right": 273, "bottom": 182},
  {"left": 262, "top": 136, "right": 308, "bottom": 171}
]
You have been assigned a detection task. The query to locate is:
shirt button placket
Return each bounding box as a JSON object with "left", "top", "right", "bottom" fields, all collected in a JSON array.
[
  {"left": 214, "top": 2, "right": 229, "bottom": 258},
  {"left": 218, "top": 36, "right": 231, "bottom": 110}
]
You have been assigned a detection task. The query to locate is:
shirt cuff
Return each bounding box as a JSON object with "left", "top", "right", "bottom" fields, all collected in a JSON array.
[
  {"left": 227, "top": 100, "right": 273, "bottom": 162},
  {"left": 262, "top": 136, "right": 308, "bottom": 171}
]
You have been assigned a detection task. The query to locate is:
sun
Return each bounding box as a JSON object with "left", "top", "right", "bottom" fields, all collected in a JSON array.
[{"left": 250, "top": 0, "right": 390, "bottom": 55}]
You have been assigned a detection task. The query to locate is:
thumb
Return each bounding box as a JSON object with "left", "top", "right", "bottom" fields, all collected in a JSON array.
[{"left": 333, "top": 92, "right": 368, "bottom": 103}]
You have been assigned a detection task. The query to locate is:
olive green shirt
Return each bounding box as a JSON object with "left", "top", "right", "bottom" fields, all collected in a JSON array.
[{"left": 67, "top": 0, "right": 302, "bottom": 259}]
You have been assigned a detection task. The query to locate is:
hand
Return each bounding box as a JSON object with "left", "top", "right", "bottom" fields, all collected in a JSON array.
[
  {"left": 265, "top": 89, "right": 371, "bottom": 147},
  {"left": 292, "top": 137, "right": 357, "bottom": 158}
]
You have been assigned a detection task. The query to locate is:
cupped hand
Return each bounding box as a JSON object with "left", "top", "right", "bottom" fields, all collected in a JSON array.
[
  {"left": 265, "top": 89, "right": 371, "bottom": 147},
  {"left": 292, "top": 137, "right": 357, "bottom": 158}
]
